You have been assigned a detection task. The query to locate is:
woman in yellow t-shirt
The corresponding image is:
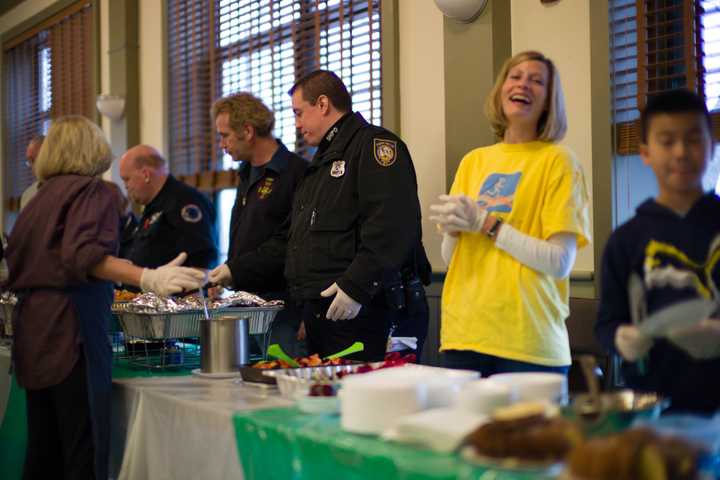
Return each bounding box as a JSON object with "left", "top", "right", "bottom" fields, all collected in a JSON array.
[{"left": 430, "top": 51, "right": 591, "bottom": 376}]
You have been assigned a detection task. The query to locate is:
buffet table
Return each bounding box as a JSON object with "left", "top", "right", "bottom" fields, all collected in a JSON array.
[{"left": 233, "top": 407, "right": 552, "bottom": 480}]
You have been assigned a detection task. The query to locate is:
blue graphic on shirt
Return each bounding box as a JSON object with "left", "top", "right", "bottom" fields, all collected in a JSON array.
[{"left": 477, "top": 172, "right": 522, "bottom": 212}]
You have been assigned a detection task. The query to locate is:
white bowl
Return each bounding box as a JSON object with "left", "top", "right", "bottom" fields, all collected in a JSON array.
[
  {"left": 372, "top": 365, "right": 479, "bottom": 408},
  {"left": 455, "top": 379, "right": 512, "bottom": 415},
  {"left": 488, "top": 372, "right": 567, "bottom": 404},
  {"left": 340, "top": 372, "right": 427, "bottom": 434}
]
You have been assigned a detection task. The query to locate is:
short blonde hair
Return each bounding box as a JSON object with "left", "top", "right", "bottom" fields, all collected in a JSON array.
[
  {"left": 211, "top": 92, "right": 275, "bottom": 137},
  {"left": 485, "top": 51, "right": 567, "bottom": 142},
  {"left": 34, "top": 115, "right": 112, "bottom": 181}
]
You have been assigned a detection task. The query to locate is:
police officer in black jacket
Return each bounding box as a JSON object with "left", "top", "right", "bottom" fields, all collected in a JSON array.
[
  {"left": 230, "top": 70, "right": 424, "bottom": 361},
  {"left": 208, "top": 92, "right": 307, "bottom": 356},
  {"left": 119, "top": 145, "right": 218, "bottom": 271}
]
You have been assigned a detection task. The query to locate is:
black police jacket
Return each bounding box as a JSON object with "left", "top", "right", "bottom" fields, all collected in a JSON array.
[
  {"left": 226, "top": 142, "right": 306, "bottom": 292},
  {"left": 124, "top": 175, "right": 218, "bottom": 269},
  {"left": 233, "top": 112, "right": 421, "bottom": 305}
]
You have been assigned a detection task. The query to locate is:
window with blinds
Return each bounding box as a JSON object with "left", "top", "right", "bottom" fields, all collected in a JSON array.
[
  {"left": 611, "top": 0, "right": 702, "bottom": 154},
  {"left": 167, "top": 0, "right": 382, "bottom": 190},
  {"left": 610, "top": 0, "right": 720, "bottom": 222},
  {"left": 2, "top": 0, "right": 94, "bottom": 214},
  {"left": 610, "top": 0, "right": 716, "bottom": 155}
]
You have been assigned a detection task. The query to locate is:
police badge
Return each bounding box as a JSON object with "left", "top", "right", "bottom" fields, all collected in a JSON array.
[
  {"left": 330, "top": 160, "right": 345, "bottom": 177},
  {"left": 374, "top": 138, "right": 397, "bottom": 167}
]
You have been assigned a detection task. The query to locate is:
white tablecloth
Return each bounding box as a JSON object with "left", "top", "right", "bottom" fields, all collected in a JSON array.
[{"left": 111, "top": 375, "right": 292, "bottom": 480}]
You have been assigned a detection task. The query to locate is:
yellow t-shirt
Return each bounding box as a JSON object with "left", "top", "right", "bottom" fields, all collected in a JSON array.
[{"left": 441, "top": 141, "right": 591, "bottom": 366}]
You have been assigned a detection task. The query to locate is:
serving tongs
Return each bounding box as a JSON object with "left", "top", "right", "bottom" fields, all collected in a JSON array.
[
  {"left": 325, "top": 341, "right": 364, "bottom": 360},
  {"left": 571, "top": 354, "right": 667, "bottom": 434},
  {"left": 267, "top": 341, "right": 366, "bottom": 368},
  {"left": 197, "top": 286, "right": 211, "bottom": 321},
  {"left": 267, "top": 344, "right": 300, "bottom": 367}
]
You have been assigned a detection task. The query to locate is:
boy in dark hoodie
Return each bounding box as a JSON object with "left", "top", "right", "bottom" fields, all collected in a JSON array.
[{"left": 595, "top": 89, "right": 720, "bottom": 413}]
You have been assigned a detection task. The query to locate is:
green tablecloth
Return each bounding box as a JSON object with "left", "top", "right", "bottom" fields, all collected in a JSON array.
[
  {"left": 0, "top": 359, "right": 194, "bottom": 480},
  {"left": 232, "top": 407, "right": 556, "bottom": 480},
  {"left": 0, "top": 375, "right": 26, "bottom": 480}
]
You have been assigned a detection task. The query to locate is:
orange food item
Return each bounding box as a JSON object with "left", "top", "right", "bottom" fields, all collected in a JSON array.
[
  {"left": 251, "top": 354, "right": 353, "bottom": 369},
  {"left": 114, "top": 289, "right": 138, "bottom": 302}
]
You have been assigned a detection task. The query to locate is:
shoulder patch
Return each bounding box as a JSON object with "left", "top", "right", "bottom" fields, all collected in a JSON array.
[
  {"left": 374, "top": 138, "right": 397, "bottom": 167},
  {"left": 180, "top": 204, "right": 203, "bottom": 223}
]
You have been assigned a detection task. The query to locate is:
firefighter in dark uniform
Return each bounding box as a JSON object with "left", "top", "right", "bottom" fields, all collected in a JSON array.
[
  {"left": 119, "top": 144, "right": 218, "bottom": 272},
  {"left": 208, "top": 92, "right": 307, "bottom": 356},
  {"left": 229, "top": 70, "right": 426, "bottom": 361}
]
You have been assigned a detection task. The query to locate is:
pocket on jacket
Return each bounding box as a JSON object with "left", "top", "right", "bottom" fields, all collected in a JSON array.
[{"left": 309, "top": 211, "right": 356, "bottom": 270}]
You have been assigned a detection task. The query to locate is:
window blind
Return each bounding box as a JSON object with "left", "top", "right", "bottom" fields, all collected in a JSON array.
[
  {"left": 610, "top": 0, "right": 713, "bottom": 155},
  {"left": 3, "top": 0, "right": 94, "bottom": 213},
  {"left": 167, "top": 0, "right": 382, "bottom": 189}
]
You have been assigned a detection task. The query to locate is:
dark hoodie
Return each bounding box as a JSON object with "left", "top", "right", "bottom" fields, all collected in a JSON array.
[{"left": 596, "top": 192, "right": 720, "bottom": 413}]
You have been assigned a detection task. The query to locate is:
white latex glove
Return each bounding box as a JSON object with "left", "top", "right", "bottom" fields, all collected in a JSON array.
[
  {"left": 321, "top": 283, "right": 361, "bottom": 321},
  {"left": 208, "top": 263, "right": 233, "bottom": 287},
  {"left": 140, "top": 252, "right": 207, "bottom": 297},
  {"left": 667, "top": 318, "right": 720, "bottom": 360},
  {"left": 429, "top": 194, "right": 488, "bottom": 234},
  {"left": 615, "top": 324, "right": 653, "bottom": 362}
]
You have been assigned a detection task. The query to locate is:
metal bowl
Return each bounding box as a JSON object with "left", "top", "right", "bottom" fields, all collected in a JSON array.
[
  {"left": 564, "top": 389, "right": 667, "bottom": 436},
  {"left": 263, "top": 362, "right": 372, "bottom": 399}
]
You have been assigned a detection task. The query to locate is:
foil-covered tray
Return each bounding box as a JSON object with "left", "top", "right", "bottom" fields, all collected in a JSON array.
[
  {"left": 112, "top": 291, "right": 283, "bottom": 314},
  {"left": 115, "top": 306, "right": 283, "bottom": 339}
]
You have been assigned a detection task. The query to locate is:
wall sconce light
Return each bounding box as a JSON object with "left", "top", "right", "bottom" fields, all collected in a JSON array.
[
  {"left": 434, "top": 0, "right": 488, "bottom": 23},
  {"left": 96, "top": 94, "right": 125, "bottom": 120}
]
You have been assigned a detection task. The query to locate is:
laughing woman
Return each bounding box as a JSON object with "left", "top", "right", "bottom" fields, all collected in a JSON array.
[
  {"left": 430, "top": 51, "right": 591, "bottom": 376},
  {"left": 6, "top": 116, "right": 206, "bottom": 479}
]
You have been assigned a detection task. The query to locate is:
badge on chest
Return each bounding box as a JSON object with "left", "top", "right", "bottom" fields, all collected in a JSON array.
[
  {"left": 330, "top": 160, "right": 346, "bottom": 178},
  {"left": 257, "top": 177, "right": 275, "bottom": 199}
]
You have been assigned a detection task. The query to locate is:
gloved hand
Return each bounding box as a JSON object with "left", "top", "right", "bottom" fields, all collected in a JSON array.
[
  {"left": 208, "top": 263, "right": 233, "bottom": 287},
  {"left": 429, "top": 194, "right": 488, "bottom": 234},
  {"left": 615, "top": 324, "right": 653, "bottom": 361},
  {"left": 667, "top": 318, "right": 720, "bottom": 360},
  {"left": 321, "top": 283, "right": 361, "bottom": 321},
  {"left": 140, "top": 252, "right": 207, "bottom": 297}
]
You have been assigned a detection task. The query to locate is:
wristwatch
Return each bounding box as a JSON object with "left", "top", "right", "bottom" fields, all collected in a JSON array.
[{"left": 486, "top": 216, "right": 503, "bottom": 238}]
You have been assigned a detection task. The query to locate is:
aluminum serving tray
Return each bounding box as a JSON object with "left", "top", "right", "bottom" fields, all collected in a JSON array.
[
  {"left": 113, "top": 305, "right": 283, "bottom": 339},
  {"left": 264, "top": 362, "right": 380, "bottom": 399}
]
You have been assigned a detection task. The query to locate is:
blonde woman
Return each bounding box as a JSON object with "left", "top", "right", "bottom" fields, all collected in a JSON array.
[
  {"left": 6, "top": 116, "right": 205, "bottom": 479},
  {"left": 430, "top": 51, "right": 591, "bottom": 375}
]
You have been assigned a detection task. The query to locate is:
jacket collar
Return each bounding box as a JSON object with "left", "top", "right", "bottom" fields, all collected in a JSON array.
[
  {"left": 239, "top": 139, "right": 290, "bottom": 179},
  {"left": 312, "top": 112, "right": 368, "bottom": 165}
]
